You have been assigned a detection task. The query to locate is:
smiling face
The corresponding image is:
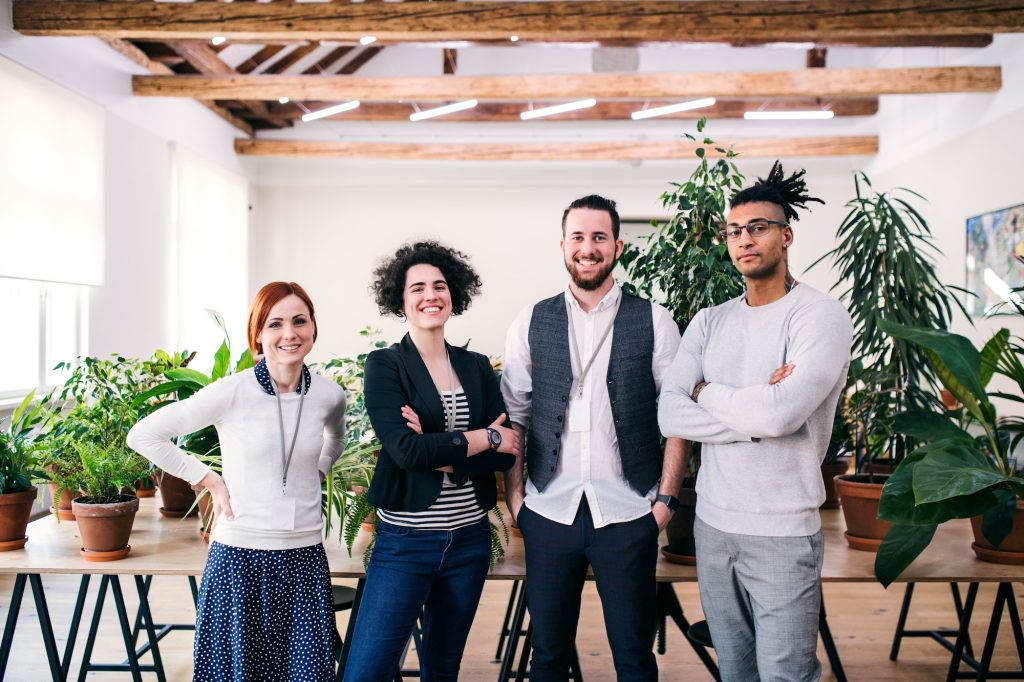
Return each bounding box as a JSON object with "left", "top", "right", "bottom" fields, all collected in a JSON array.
[
  {"left": 402, "top": 263, "right": 452, "bottom": 332},
  {"left": 724, "top": 201, "right": 793, "bottom": 281},
  {"left": 256, "top": 294, "right": 315, "bottom": 368},
  {"left": 561, "top": 207, "right": 624, "bottom": 291}
]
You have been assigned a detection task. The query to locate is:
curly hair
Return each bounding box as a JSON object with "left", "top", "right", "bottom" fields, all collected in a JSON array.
[
  {"left": 731, "top": 160, "right": 824, "bottom": 223},
  {"left": 371, "top": 241, "right": 482, "bottom": 317}
]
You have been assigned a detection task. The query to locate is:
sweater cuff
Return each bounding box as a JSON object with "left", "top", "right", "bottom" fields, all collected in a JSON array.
[
  {"left": 318, "top": 455, "right": 334, "bottom": 478},
  {"left": 186, "top": 461, "right": 213, "bottom": 488}
]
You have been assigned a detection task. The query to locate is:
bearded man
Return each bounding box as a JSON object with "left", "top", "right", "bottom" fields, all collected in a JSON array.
[{"left": 501, "top": 194, "right": 685, "bottom": 681}]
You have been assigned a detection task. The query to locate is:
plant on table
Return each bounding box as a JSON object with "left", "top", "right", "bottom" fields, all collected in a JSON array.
[
  {"left": 874, "top": 259, "right": 1024, "bottom": 584},
  {"left": 618, "top": 119, "right": 745, "bottom": 560},
  {"left": 0, "top": 391, "right": 53, "bottom": 550},
  {"left": 809, "top": 172, "right": 969, "bottom": 474}
]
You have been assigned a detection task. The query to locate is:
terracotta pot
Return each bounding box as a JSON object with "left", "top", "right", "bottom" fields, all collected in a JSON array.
[
  {"left": 970, "top": 502, "right": 1024, "bottom": 564},
  {"left": 197, "top": 492, "right": 215, "bottom": 542},
  {"left": 663, "top": 485, "right": 698, "bottom": 565},
  {"left": 0, "top": 487, "right": 38, "bottom": 551},
  {"left": 135, "top": 474, "right": 158, "bottom": 497},
  {"left": 159, "top": 471, "right": 197, "bottom": 517},
  {"left": 836, "top": 474, "right": 891, "bottom": 551},
  {"left": 47, "top": 483, "right": 76, "bottom": 521},
  {"left": 940, "top": 389, "right": 959, "bottom": 411},
  {"left": 72, "top": 495, "right": 139, "bottom": 561},
  {"left": 820, "top": 459, "right": 850, "bottom": 509}
]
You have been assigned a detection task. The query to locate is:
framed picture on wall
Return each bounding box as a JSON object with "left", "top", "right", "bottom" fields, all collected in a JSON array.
[{"left": 965, "top": 202, "right": 1024, "bottom": 315}]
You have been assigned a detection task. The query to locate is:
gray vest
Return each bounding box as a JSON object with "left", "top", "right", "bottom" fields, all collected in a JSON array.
[{"left": 526, "top": 291, "right": 662, "bottom": 495}]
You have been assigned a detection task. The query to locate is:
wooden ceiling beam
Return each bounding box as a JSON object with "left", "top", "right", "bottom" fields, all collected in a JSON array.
[
  {"left": 131, "top": 67, "right": 1001, "bottom": 101},
  {"left": 337, "top": 46, "right": 384, "bottom": 76},
  {"left": 15, "top": 1, "right": 1021, "bottom": 44},
  {"left": 269, "top": 97, "right": 879, "bottom": 122},
  {"left": 234, "top": 136, "right": 880, "bottom": 160},
  {"left": 101, "top": 38, "right": 252, "bottom": 136}
]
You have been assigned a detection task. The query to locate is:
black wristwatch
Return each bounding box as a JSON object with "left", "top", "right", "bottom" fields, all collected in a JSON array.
[
  {"left": 655, "top": 494, "right": 680, "bottom": 512},
  {"left": 486, "top": 427, "right": 502, "bottom": 451}
]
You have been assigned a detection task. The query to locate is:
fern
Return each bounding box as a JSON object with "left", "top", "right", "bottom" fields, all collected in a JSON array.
[{"left": 343, "top": 491, "right": 374, "bottom": 557}]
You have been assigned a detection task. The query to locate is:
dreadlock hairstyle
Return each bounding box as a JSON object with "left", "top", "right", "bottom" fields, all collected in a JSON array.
[{"left": 730, "top": 160, "right": 824, "bottom": 223}]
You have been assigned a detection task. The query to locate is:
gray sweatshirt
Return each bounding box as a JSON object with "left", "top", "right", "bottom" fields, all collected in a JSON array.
[{"left": 658, "top": 284, "right": 852, "bottom": 536}]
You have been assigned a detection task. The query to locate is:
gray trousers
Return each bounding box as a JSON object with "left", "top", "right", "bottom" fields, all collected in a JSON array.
[{"left": 694, "top": 516, "right": 824, "bottom": 682}]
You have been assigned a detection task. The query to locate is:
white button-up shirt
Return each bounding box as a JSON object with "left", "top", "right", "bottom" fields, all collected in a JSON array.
[{"left": 501, "top": 282, "right": 681, "bottom": 528}]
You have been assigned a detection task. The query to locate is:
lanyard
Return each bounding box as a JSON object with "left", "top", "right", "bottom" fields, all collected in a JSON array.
[
  {"left": 273, "top": 374, "right": 306, "bottom": 495},
  {"left": 442, "top": 351, "right": 457, "bottom": 431},
  {"left": 566, "top": 293, "right": 622, "bottom": 399}
]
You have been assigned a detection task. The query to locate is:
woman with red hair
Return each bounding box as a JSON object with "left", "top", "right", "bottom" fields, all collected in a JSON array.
[{"left": 128, "top": 281, "right": 346, "bottom": 681}]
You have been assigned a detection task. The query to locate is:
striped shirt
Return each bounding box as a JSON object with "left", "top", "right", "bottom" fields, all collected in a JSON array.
[{"left": 378, "top": 390, "right": 487, "bottom": 530}]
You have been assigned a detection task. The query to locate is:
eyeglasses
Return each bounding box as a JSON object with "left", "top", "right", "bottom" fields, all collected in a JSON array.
[{"left": 717, "top": 219, "right": 788, "bottom": 242}]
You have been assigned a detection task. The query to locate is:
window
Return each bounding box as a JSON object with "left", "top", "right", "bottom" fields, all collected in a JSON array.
[{"left": 0, "top": 278, "right": 87, "bottom": 399}]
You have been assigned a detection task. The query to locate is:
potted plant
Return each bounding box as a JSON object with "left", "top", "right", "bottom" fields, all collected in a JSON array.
[
  {"left": 0, "top": 391, "right": 50, "bottom": 551},
  {"left": 810, "top": 172, "right": 968, "bottom": 550},
  {"left": 874, "top": 316, "right": 1024, "bottom": 585},
  {"left": 619, "top": 119, "right": 745, "bottom": 563},
  {"left": 72, "top": 439, "right": 152, "bottom": 561}
]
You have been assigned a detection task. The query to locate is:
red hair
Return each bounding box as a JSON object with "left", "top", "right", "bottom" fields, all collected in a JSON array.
[{"left": 247, "top": 282, "right": 318, "bottom": 355}]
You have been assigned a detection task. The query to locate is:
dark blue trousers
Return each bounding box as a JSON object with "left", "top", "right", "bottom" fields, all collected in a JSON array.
[{"left": 519, "top": 497, "right": 659, "bottom": 681}]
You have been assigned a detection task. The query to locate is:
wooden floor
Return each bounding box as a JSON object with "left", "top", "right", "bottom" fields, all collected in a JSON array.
[{"left": 2, "top": 573, "right": 1023, "bottom": 681}]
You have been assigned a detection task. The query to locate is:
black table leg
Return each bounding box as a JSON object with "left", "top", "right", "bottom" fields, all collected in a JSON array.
[
  {"left": 494, "top": 580, "right": 522, "bottom": 662},
  {"left": 819, "top": 590, "right": 846, "bottom": 682},
  {"left": 336, "top": 577, "right": 365, "bottom": 682},
  {"left": 77, "top": 575, "right": 110, "bottom": 682},
  {"left": 109, "top": 577, "right": 144, "bottom": 682},
  {"left": 133, "top": 575, "right": 167, "bottom": 682},
  {"left": 29, "top": 575, "right": 64, "bottom": 682},
  {"left": 657, "top": 583, "right": 720, "bottom": 681},
  {"left": 946, "top": 582, "right": 980, "bottom": 682},
  {"left": 1, "top": 574, "right": 64, "bottom": 682},
  {"left": 62, "top": 575, "right": 91, "bottom": 681},
  {"left": 0, "top": 574, "right": 28, "bottom": 677},
  {"left": 497, "top": 581, "right": 529, "bottom": 681}
]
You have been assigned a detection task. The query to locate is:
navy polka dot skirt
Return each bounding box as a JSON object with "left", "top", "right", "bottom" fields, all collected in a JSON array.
[{"left": 194, "top": 542, "right": 337, "bottom": 682}]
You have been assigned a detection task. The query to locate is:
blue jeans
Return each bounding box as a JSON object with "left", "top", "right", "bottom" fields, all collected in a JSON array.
[{"left": 342, "top": 518, "right": 491, "bottom": 682}]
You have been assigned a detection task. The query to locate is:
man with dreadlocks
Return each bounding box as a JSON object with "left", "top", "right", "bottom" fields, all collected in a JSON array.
[{"left": 658, "top": 161, "right": 852, "bottom": 681}]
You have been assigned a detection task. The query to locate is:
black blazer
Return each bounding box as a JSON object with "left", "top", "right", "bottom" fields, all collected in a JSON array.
[{"left": 363, "top": 334, "right": 515, "bottom": 513}]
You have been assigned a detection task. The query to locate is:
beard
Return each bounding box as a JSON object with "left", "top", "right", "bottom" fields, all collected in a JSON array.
[{"left": 565, "top": 254, "right": 617, "bottom": 291}]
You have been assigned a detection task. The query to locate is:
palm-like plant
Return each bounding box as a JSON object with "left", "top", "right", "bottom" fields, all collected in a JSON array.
[
  {"left": 810, "top": 173, "right": 969, "bottom": 470},
  {"left": 0, "top": 391, "right": 52, "bottom": 495}
]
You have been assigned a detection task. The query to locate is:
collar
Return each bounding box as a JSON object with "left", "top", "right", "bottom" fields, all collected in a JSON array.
[
  {"left": 254, "top": 358, "right": 311, "bottom": 396},
  {"left": 563, "top": 280, "right": 621, "bottom": 312}
]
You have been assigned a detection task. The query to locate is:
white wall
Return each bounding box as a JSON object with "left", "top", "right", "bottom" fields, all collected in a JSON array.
[{"left": 249, "top": 156, "right": 860, "bottom": 362}]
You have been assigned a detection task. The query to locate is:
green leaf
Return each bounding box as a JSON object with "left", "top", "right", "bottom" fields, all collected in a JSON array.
[
  {"left": 879, "top": 320, "right": 987, "bottom": 418},
  {"left": 695, "top": 147, "right": 705, "bottom": 158},
  {"left": 891, "top": 410, "right": 972, "bottom": 444},
  {"left": 129, "top": 380, "right": 195, "bottom": 408},
  {"left": 980, "top": 329, "right": 1010, "bottom": 388},
  {"left": 913, "top": 449, "right": 1006, "bottom": 505},
  {"left": 874, "top": 523, "right": 936, "bottom": 587},
  {"left": 165, "top": 368, "right": 212, "bottom": 386},
  {"left": 211, "top": 341, "right": 230, "bottom": 380},
  {"left": 980, "top": 487, "right": 1018, "bottom": 548},
  {"left": 235, "top": 349, "right": 255, "bottom": 373}
]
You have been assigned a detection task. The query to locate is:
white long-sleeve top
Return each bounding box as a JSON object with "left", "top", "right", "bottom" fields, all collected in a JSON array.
[
  {"left": 658, "top": 284, "right": 852, "bottom": 537},
  {"left": 127, "top": 367, "right": 347, "bottom": 550},
  {"left": 501, "top": 282, "right": 681, "bottom": 528}
]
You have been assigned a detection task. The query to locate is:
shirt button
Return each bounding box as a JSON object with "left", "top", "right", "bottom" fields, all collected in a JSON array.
[
  {"left": 451, "top": 437, "right": 461, "bottom": 445},
  {"left": 556, "top": 416, "right": 563, "bottom": 422},
  {"left": 552, "top": 448, "right": 558, "bottom": 455},
  {"left": 554, "top": 432, "right": 560, "bottom": 438},
  {"left": 550, "top": 466, "right": 555, "bottom": 471},
  {"left": 561, "top": 396, "right": 567, "bottom": 402}
]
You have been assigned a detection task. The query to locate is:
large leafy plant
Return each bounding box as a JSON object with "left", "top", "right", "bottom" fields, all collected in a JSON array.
[
  {"left": 810, "top": 173, "right": 968, "bottom": 470},
  {"left": 874, "top": 312, "right": 1024, "bottom": 586},
  {"left": 620, "top": 118, "right": 745, "bottom": 333}
]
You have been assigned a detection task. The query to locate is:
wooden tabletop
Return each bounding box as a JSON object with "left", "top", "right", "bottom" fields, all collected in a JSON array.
[{"left": 1, "top": 498, "right": 1021, "bottom": 584}]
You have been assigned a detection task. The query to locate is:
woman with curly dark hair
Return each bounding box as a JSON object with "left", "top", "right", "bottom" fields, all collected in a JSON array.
[{"left": 343, "top": 241, "right": 521, "bottom": 681}]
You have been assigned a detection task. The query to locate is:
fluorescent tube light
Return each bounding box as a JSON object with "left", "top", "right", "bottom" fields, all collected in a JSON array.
[
  {"left": 211, "top": 36, "right": 227, "bottom": 46},
  {"left": 631, "top": 97, "right": 716, "bottom": 120},
  {"left": 510, "top": 35, "right": 520, "bottom": 42},
  {"left": 301, "top": 100, "right": 361, "bottom": 122},
  {"left": 278, "top": 97, "right": 290, "bottom": 104},
  {"left": 744, "top": 110, "right": 835, "bottom": 120},
  {"left": 360, "top": 36, "right": 378, "bottom": 46},
  {"left": 409, "top": 100, "right": 479, "bottom": 122},
  {"left": 520, "top": 99, "right": 597, "bottom": 120}
]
